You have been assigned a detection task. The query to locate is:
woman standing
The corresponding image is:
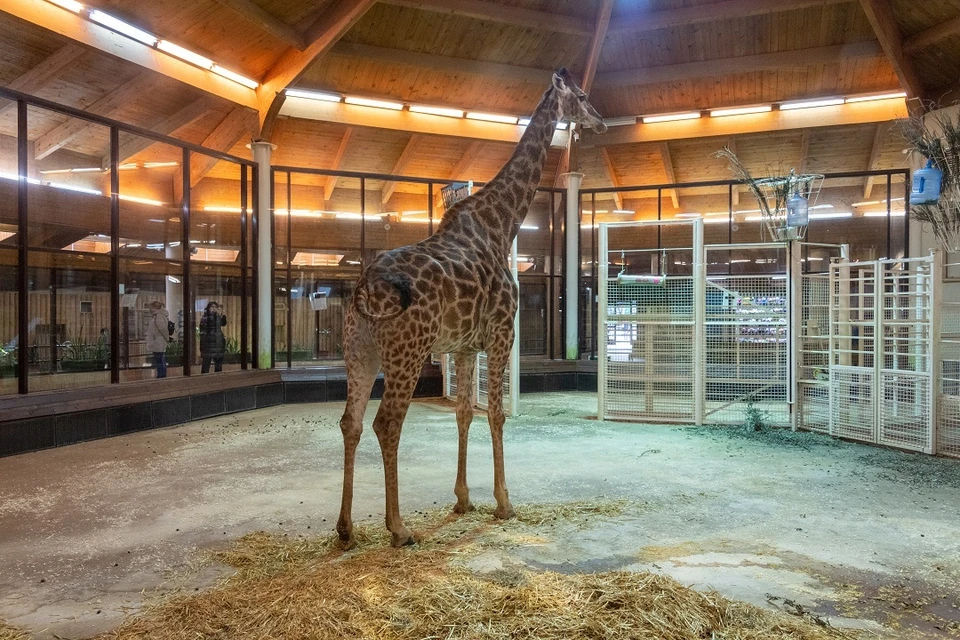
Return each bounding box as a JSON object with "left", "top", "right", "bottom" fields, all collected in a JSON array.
[{"left": 199, "top": 301, "right": 227, "bottom": 373}]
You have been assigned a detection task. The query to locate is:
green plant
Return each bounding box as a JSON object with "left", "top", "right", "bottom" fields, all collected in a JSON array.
[
  {"left": 224, "top": 337, "right": 240, "bottom": 355},
  {"left": 743, "top": 394, "right": 768, "bottom": 432},
  {"left": 165, "top": 339, "right": 183, "bottom": 358}
]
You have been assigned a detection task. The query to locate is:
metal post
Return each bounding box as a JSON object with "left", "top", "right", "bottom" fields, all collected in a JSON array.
[
  {"left": 872, "top": 259, "right": 882, "bottom": 444},
  {"left": 239, "top": 167, "right": 248, "bottom": 370},
  {"left": 787, "top": 239, "right": 803, "bottom": 430},
  {"left": 250, "top": 141, "right": 275, "bottom": 370},
  {"left": 693, "top": 218, "right": 705, "bottom": 425},
  {"left": 181, "top": 148, "right": 192, "bottom": 377},
  {"left": 828, "top": 259, "right": 836, "bottom": 437},
  {"left": 109, "top": 126, "right": 120, "bottom": 383},
  {"left": 561, "top": 172, "right": 582, "bottom": 360},
  {"left": 17, "top": 99, "right": 28, "bottom": 395},
  {"left": 510, "top": 237, "right": 520, "bottom": 417},
  {"left": 930, "top": 250, "right": 942, "bottom": 455},
  {"left": 597, "top": 222, "right": 608, "bottom": 419}
]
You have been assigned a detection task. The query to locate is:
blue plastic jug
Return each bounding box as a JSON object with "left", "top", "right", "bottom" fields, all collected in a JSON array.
[
  {"left": 786, "top": 192, "right": 808, "bottom": 227},
  {"left": 910, "top": 159, "right": 942, "bottom": 205}
]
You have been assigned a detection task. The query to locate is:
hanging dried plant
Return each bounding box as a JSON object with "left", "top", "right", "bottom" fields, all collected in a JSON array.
[
  {"left": 900, "top": 106, "right": 960, "bottom": 252},
  {"left": 715, "top": 147, "right": 823, "bottom": 241}
]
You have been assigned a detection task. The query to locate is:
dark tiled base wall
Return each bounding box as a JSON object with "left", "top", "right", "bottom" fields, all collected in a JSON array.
[{"left": 0, "top": 372, "right": 595, "bottom": 458}]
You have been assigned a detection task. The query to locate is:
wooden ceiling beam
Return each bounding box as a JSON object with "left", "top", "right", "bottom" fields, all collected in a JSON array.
[
  {"left": 323, "top": 126, "right": 354, "bottom": 203},
  {"left": 858, "top": 0, "right": 925, "bottom": 99},
  {"left": 595, "top": 42, "right": 882, "bottom": 88},
  {"left": 903, "top": 16, "right": 960, "bottom": 54},
  {"left": 329, "top": 42, "right": 548, "bottom": 85},
  {"left": 257, "top": 0, "right": 377, "bottom": 138},
  {"left": 211, "top": 0, "right": 305, "bottom": 49},
  {"left": 863, "top": 123, "right": 886, "bottom": 198},
  {"left": 34, "top": 76, "right": 155, "bottom": 160},
  {"left": 658, "top": 142, "right": 680, "bottom": 210},
  {"left": 174, "top": 107, "right": 258, "bottom": 202},
  {"left": 608, "top": 0, "right": 850, "bottom": 34},
  {"left": 583, "top": 99, "right": 907, "bottom": 146},
  {"left": 0, "top": 44, "right": 85, "bottom": 117},
  {"left": 598, "top": 148, "right": 623, "bottom": 210},
  {"left": 2, "top": 0, "right": 258, "bottom": 110},
  {"left": 382, "top": 134, "right": 424, "bottom": 205},
  {"left": 448, "top": 140, "right": 484, "bottom": 181},
  {"left": 580, "top": 0, "right": 614, "bottom": 94},
  {"left": 380, "top": 0, "right": 593, "bottom": 36},
  {"left": 106, "top": 98, "right": 212, "bottom": 166}
]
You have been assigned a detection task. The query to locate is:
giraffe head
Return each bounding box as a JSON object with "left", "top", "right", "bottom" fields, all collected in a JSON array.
[{"left": 553, "top": 68, "right": 607, "bottom": 133}]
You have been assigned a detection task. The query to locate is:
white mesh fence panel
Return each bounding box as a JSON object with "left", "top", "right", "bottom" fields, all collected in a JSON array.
[
  {"left": 938, "top": 277, "right": 960, "bottom": 458},
  {"left": 830, "top": 262, "right": 877, "bottom": 442},
  {"left": 703, "top": 273, "right": 788, "bottom": 426},
  {"left": 797, "top": 272, "right": 831, "bottom": 433}
]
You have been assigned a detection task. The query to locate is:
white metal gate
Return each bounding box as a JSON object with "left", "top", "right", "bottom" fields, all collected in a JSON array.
[
  {"left": 827, "top": 257, "right": 936, "bottom": 453},
  {"left": 598, "top": 219, "right": 704, "bottom": 423}
]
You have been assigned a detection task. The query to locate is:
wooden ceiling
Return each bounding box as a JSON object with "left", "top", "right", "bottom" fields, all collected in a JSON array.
[{"left": 1, "top": 0, "right": 959, "bottom": 211}]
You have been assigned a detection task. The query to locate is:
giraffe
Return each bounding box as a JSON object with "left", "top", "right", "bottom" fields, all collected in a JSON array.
[{"left": 337, "top": 68, "right": 606, "bottom": 548}]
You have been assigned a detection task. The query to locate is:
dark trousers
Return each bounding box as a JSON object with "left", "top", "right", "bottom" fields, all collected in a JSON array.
[
  {"left": 153, "top": 352, "right": 167, "bottom": 378},
  {"left": 201, "top": 355, "right": 223, "bottom": 374}
]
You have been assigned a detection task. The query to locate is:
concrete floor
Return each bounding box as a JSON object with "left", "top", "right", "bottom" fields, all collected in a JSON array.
[{"left": 1, "top": 392, "right": 959, "bottom": 639}]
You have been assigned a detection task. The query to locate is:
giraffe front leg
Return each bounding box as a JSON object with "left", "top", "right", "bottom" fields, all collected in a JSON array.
[
  {"left": 485, "top": 348, "right": 515, "bottom": 521},
  {"left": 372, "top": 369, "right": 420, "bottom": 547},
  {"left": 452, "top": 351, "right": 478, "bottom": 514}
]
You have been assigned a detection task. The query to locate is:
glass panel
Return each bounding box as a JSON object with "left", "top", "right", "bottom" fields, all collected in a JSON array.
[
  {"left": 191, "top": 264, "right": 243, "bottom": 373},
  {"left": 518, "top": 278, "right": 547, "bottom": 356},
  {"left": 27, "top": 250, "right": 111, "bottom": 392},
  {"left": 518, "top": 191, "right": 552, "bottom": 275},
  {"left": 367, "top": 180, "right": 431, "bottom": 255},
  {"left": 0, "top": 249, "right": 17, "bottom": 397},
  {"left": 117, "top": 133, "right": 182, "bottom": 257},
  {"left": 28, "top": 107, "right": 111, "bottom": 252},
  {"left": 807, "top": 176, "right": 888, "bottom": 262},
  {"left": 192, "top": 158, "right": 243, "bottom": 258},
  {"left": 118, "top": 258, "right": 184, "bottom": 382}
]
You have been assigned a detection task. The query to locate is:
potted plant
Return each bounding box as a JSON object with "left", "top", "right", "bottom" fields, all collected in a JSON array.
[
  {"left": 61, "top": 334, "right": 107, "bottom": 372},
  {"left": 165, "top": 339, "right": 183, "bottom": 367},
  {"left": 0, "top": 346, "right": 16, "bottom": 379}
]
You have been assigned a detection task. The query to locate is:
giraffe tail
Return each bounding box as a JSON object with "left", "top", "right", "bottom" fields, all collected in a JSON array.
[{"left": 353, "top": 272, "right": 413, "bottom": 321}]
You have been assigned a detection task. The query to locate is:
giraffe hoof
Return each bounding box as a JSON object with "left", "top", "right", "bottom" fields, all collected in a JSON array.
[
  {"left": 453, "top": 501, "right": 475, "bottom": 514},
  {"left": 337, "top": 534, "right": 357, "bottom": 551},
  {"left": 391, "top": 531, "right": 416, "bottom": 547},
  {"left": 494, "top": 505, "right": 516, "bottom": 520}
]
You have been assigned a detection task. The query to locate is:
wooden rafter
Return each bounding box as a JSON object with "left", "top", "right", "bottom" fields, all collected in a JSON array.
[
  {"left": 608, "top": 0, "right": 849, "bottom": 34},
  {"left": 858, "top": 0, "right": 925, "bottom": 99},
  {"left": 323, "top": 126, "right": 354, "bottom": 203},
  {"left": 211, "top": 0, "right": 304, "bottom": 49},
  {"left": 106, "top": 98, "right": 212, "bottom": 166},
  {"left": 903, "top": 16, "right": 960, "bottom": 53},
  {"left": 380, "top": 0, "right": 592, "bottom": 36},
  {"left": 580, "top": 0, "right": 614, "bottom": 94},
  {"left": 382, "top": 134, "right": 424, "bottom": 205},
  {"left": 598, "top": 148, "right": 623, "bottom": 210},
  {"left": 3, "top": 0, "right": 258, "bottom": 109},
  {"left": 257, "top": 0, "right": 377, "bottom": 138},
  {"left": 448, "top": 140, "right": 484, "bottom": 181},
  {"left": 863, "top": 124, "right": 886, "bottom": 199},
  {"left": 34, "top": 76, "right": 154, "bottom": 160},
  {"left": 173, "top": 107, "right": 257, "bottom": 202},
  {"left": 0, "top": 44, "right": 84, "bottom": 117},
  {"left": 658, "top": 142, "right": 680, "bottom": 209},
  {"left": 329, "top": 42, "right": 548, "bottom": 84},
  {"left": 595, "top": 42, "right": 882, "bottom": 88}
]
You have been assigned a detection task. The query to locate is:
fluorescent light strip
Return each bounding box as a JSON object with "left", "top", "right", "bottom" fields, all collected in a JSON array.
[
  {"left": 845, "top": 92, "right": 907, "bottom": 103},
  {"left": 204, "top": 206, "right": 242, "bottom": 213},
  {"left": 46, "top": 182, "right": 102, "bottom": 196},
  {"left": 613, "top": 209, "right": 634, "bottom": 214},
  {"left": 89, "top": 10, "right": 157, "bottom": 46},
  {"left": 466, "top": 112, "right": 519, "bottom": 125},
  {"left": 211, "top": 65, "right": 258, "bottom": 89},
  {"left": 409, "top": 104, "right": 464, "bottom": 118},
  {"left": 143, "top": 161, "right": 180, "bottom": 168},
  {"left": 642, "top": 111, "right": 701, "bottom": 123},
  {"left": 518, "top": 118, "right": 531, "bottom": 126},
  {"left": 863, "top": 210, "right": 906, "bottom": 217},
  {"left": 809, "top": 212, "right": 852, "bottom": 219},
  {"left": 286, "top": 89, "right": 342, "bottom": 102},
  {"left": 779, "top": 97, "right": 844, "bottom": 110},
  {"left": 119, "top": 195, "right": 165, "bottom": 206},
  {"left": 520, "top": 224, "right": 539, "bottom": 230},
  {"left": 345, "top": 96, "right": 403, "bottom": 110},
  {"left": 603, "top": 116, "right": 638, "bottom": 127},
  {"left": 710, "top": 105, "right": 771, "bottom": 117},
  {"left": 47, "top": 0, "right": 83, "bottom": 13},
  {"left": 158, "top": 40, "right": 213, "bottom": 70}
]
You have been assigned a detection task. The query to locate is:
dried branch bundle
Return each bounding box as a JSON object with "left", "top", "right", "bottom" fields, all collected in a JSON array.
[{"left": 901, "top": 108, "right": 960, "bottom": 251}]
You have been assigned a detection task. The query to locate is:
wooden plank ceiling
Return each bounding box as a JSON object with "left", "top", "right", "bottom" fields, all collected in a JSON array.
[{"left": 0, "top": 0, "right": 957, "bottom": 211}]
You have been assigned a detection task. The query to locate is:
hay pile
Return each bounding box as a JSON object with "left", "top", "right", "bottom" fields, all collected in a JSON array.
[
  {"left": 0, "top": 623, "right": 29, "bottom": 640},
  {"left": 91, "top": 503, "right": 858, "bottom": 640}
]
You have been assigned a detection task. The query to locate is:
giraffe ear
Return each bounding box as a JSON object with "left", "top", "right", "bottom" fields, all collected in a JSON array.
[{"left": 552, "top": 69, "right": 567, "bottom": 91}]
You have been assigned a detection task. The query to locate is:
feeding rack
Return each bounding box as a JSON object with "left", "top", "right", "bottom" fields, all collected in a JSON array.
[{"left": 750, "top": 172, "right": 824, "bottom": 241}]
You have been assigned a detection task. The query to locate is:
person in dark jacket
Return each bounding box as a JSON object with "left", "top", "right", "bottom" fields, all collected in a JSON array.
[{"left": 199, "top": 301, "right": 227, "bottom": 373}]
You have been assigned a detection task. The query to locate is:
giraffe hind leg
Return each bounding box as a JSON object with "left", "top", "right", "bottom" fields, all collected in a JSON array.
[{"left": 485, "top": 345, "right": 515, "bottom": 521}]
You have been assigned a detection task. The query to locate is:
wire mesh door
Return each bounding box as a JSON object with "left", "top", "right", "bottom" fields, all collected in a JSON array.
[
  {"left": 829, "top": 257, "right": 935, "bottom": 452},
  {"left": 598, "top": 219, "right": 704, "bottom": 423},
  {"left": 703, "top": 245, "right": 789, "bottom": 426},
  {"left": 939, "top": 274, "right": 960, "bottom": 458}
]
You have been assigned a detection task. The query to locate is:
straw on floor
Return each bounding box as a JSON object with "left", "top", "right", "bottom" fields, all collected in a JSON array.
[{"left": 90, "top": 503, "right": 858, "bottom": 640}]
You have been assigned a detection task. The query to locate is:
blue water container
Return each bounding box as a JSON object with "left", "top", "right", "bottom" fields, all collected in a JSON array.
[
  {"left": 910, "top": 159, "right": 942, "bottom": 205},
  {"left": 786, "top": 192, "right": 808, "bottom": 227}
]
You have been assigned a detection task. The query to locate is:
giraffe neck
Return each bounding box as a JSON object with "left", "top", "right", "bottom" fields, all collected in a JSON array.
[{"left": 475, "top": 85, "right": 561, "bottom": 253}]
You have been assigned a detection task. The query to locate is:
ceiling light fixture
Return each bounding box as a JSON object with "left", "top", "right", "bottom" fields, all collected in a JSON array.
[
  {"left": 845, "top": 91, "right": 907, "bottom": 103},
  {"left": 409, "top": 105, "right": 464, "bottom": 118},
  {"left": 158, "top": 40, "right": 214, "bottom": 70},
  {"left": 710, "top": 105, "right": 772, "bottom": 117},
  {"left": 89, "top": 10, "right": 158, "bottom": 46},
  {"left": 345, "top": 96, "right": 403, "bottom": 110},
  {"left": 779, "top": 97, "right": 844, "bottom": 110},
  {"left": 642, "top": 111, "right": 701, "bottom": 123},
  {"left": 47, "top": 0, "right": 83, "bottom": 13},
  {"left": 286, "top": 89, "right": 342, "bottom": 102},
  {"left": 466, "top": 112, "right": 519, "bottom": 125},
  {"left": 211, "top": 65, "right": 258, "bottom": 89}
]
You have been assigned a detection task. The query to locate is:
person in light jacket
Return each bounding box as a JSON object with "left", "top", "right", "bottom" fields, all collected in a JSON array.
[
  {"left": 146, "top": 301, "right": 170, "bottom": 379},
  {"left": 199, "top": 301, "right": 227, "bottom": 373}
]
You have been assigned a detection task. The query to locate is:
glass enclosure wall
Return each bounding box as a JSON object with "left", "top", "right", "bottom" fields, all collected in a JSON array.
[{"left": 1, "top": 89, "right": 254, "bottom": 395}]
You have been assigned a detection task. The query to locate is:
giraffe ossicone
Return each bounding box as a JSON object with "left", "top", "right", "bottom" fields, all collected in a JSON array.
[{"left": 336, "top": 68, "right": 606, "bottom": 549}]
